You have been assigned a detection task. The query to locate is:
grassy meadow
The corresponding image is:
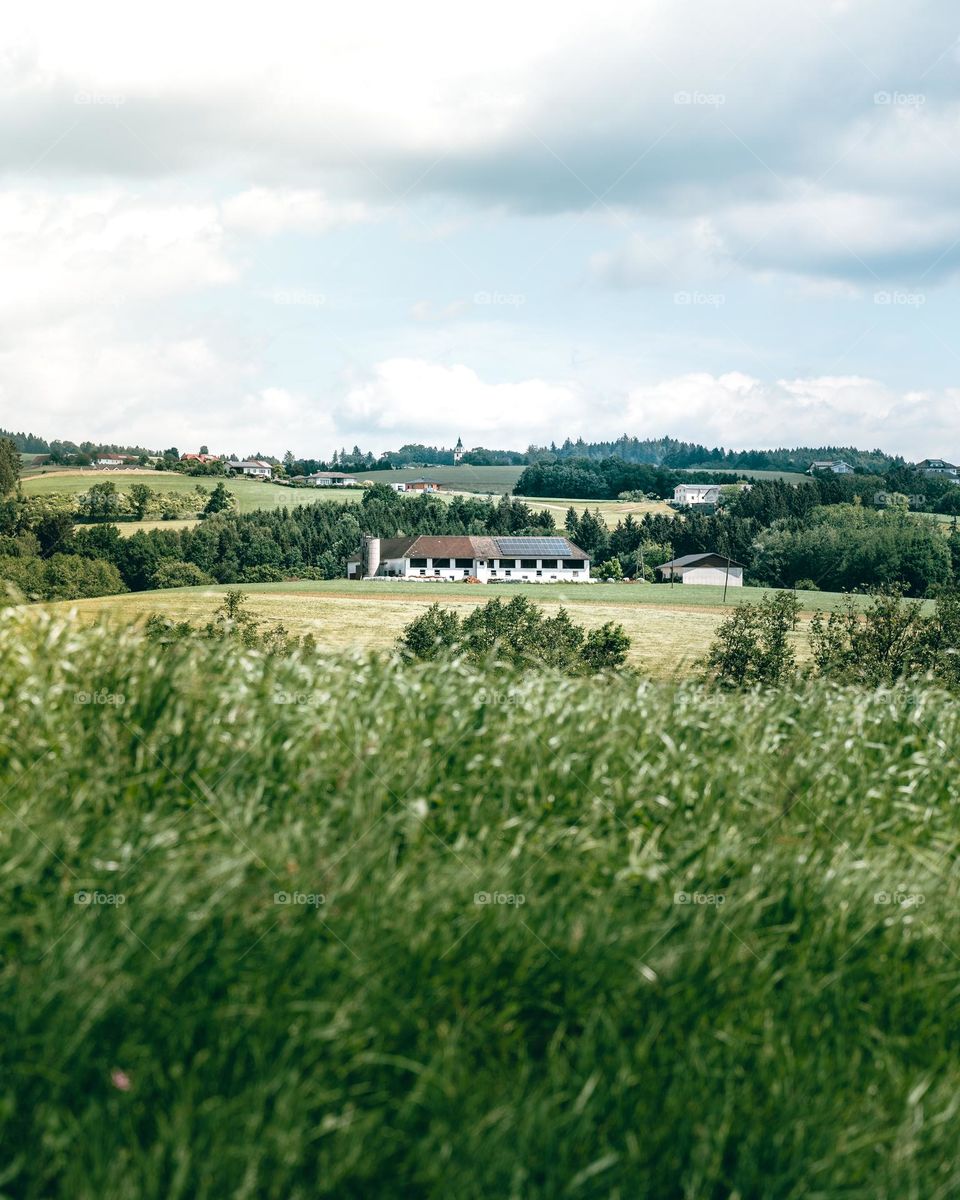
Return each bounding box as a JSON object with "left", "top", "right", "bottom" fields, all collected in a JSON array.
[
  {"left": 43, "top": 579, "right": 883, "bottom": 678},
  {"left": 21, "top": 469, "right": 347, "bottom": 515},
  {"left": 5, "top": 609, "right": 960, "bottom": 1197}
]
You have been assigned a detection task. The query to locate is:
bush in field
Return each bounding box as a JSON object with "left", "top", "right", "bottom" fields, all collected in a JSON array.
[
  {"left": 149, "top": 560, "right": 214, "bottom": 589},
  {"left": 203, "top": 480, "right": 234, "bottom": 514},
  {"left": 6, "top": 613, "right": 960, "bottom": 1196},
  {"left": 810, "top": 586, "right": 960, "bottom": 688},
  {"left": 398, "top": 595, "right": 630, "bottom": 673},
  {"left": 594, "top": 556, "right": 624, "bottom": 580},
  {"left": 703, "top": 590, "right": 801, "bottom": 687},
  {"left": 145, "top": 588, "right": 313, "bottom": 655}
]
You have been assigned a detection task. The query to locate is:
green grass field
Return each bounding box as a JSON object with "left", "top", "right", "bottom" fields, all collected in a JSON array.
[
  {"left": 43, "top": 579, "right": 882, "bottom": 679},
  {"left": 368, "top": 464, "right": 524, "bottom": 493},
  {"left": 5, "top": 610, "right": 960, "bottom": 1197},
  {"left": 21, "top": 469, "right": 350, "bottom": 515},
  {"left": 679, "top": 466, "right": 811, "bottom": 483}
]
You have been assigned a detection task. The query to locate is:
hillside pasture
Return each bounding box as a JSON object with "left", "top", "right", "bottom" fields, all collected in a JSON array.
[
  {"left": 21, "top": 469, "right": 342, "bottom": 514},
  {"left": 40, "top": 579, "right": 882, "bottom": 678}
]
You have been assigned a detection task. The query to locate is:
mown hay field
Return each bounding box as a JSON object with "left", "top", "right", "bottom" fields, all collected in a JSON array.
[
  {"left": 4, "top": 610, "right": 960, "bottom": 1197},
  {"left": 42, "top": 580, "right": 882, "bottom": 678}
]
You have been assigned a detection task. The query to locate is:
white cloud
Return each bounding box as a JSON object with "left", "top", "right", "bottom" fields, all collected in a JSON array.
[
  {"left": 0, "top": 190, "right": 235, "bottom": 327},
  {"left": 221, "top": 188, "right": 371, "bottom": 236},
  {"left": 339, "top": 358, "right": 586, "bottom": 446},
  {"left": 621, "top": 371, "right": 952, "bottom": 456}
]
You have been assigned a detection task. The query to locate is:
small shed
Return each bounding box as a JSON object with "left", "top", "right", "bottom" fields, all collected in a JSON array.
[{"left": 656, "top": 552, "right": 744, "bottom": 586}]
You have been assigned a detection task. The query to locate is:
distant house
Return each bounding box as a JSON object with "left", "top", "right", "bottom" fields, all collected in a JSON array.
[
  {"left": 656, "top": 552, "right": 744, "bottom": 587},
  {"left": 397, "top": 478, "right": 443, "bottom": 493},
  {"left": 347, "top": 535, "right": 590, "bottom": 581},
  {"left": 915, "top": 458, "right": 959, "bottom": 480},
  {"left": 673, "top": 483, "right": 721, "bottom": 507},
  {"left": 807, "top": 460, "right": 854, "bottom": 475},
  {"left": 231, "top": 460, "right": 273, "bottom": 479},
  {"left": 181, "top": 453, "right": 221, "bottom": 464},
  {"left": 95, "top": 454, "right": 126, "bottom": 467},
  {"left": 306, "top": 471, "right": 360, "bottom": 488}
]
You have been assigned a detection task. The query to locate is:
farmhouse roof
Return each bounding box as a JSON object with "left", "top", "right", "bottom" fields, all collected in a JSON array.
[
  {"left": 352, "top": 534, "right": 588, "bottom": 562},
  {"left": 656, "top": 552, "right": 744, "bottom": 570}
]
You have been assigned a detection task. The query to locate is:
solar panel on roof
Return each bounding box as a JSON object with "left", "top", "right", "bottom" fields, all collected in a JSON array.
[{"left": 495, "top": 537, "right": 573, "bottom": 555}]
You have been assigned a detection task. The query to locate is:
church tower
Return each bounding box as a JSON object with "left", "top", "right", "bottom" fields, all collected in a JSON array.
[{"left": 453, "top": 436, "right": 464, "bottom": 465}]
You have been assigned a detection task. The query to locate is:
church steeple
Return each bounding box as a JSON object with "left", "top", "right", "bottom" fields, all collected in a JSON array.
[{"left": 453, "top": 436, "right": 464, "bottom": 465}]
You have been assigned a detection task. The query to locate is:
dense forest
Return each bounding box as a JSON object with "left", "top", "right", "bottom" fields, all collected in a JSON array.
[{"left": 526, "top": 436, "right": 900, "bottom": 473}]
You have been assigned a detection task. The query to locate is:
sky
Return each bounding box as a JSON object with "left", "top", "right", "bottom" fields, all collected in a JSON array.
[{"left": 3, "top": 0, "right": 960, "bottom": 459}]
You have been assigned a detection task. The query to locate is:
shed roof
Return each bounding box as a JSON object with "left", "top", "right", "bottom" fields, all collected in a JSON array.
[{"left": 656, "top": 552, "right": 744, "bottom": 570}]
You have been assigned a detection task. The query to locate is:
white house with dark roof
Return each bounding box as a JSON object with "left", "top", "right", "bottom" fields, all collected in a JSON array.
[
  {"left": 673, "top": 483, "right": 721, "bottom": 507},
  {"left": 915, "top": 458, "right": 959, "bottom": 480},
  {"left": 655, "top": 552, "right": 744, "bottom": 586},
  {"left": 348, "top": 535, "right": 590, "bottom": 581},
  {"left": 307, "top": 471, "right": 360, "bottom": 487},
  {"left": 807, "top": 460, "right": 854, "bottom": 475},
  {"left": 231, "top": 459, "right": 273, "bottom": 478}
]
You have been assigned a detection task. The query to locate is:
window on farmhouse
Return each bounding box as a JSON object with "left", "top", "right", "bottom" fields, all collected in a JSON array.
[
  {"left": 520, "top": 559, "right": 537, "bottom": 569},
  {"left": 410, "top": 558, "right": 428, "bottom": 568},
  {"left": 455, "top": 558, "right": 473, "bottom": 568},
  {"left": 563, "top": 559, "right": 585, "bottom": 570}
]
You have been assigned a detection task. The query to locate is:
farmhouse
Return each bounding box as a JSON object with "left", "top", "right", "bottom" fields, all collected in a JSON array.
[
  {"left": 916, "top": 458, "right": 959, "bottom": 480},
  {"left": 181, "top": 453, "right": 221, "bottom": 464},
  {"left": 307, "top": 471, "right": 360, "bottom": 487},
  {"left": 348, "top": 535, "right": 590, "bottom": 582},
  {"left": 807, "top": 460, "right": 854, "bottom": 475},
  {"left": 656, "top": 552, "right": 744, "bottom": 587},
  {"left": 231, "top": 460, "right": 273, "bottom": 479},
  {"left": 673, "top": 483, "right": 721, "bottom": 507},
  {"left": 94, "top": 454, "right": 126, "bottom": 467}
]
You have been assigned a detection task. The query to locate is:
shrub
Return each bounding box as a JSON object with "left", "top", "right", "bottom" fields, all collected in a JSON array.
[
  {"left": 703, "top": 590, "right": 801, "bottom": 687},
  {"left": 150, "top": 560, "right": 214, "bottom": 589},
  {"left": 398, "top": 595, "right": 630, "bottom": 673}
]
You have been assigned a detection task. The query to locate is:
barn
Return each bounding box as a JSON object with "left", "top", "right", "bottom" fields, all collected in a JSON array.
[
  {"left": 348, "top": 535, "right": 590, "bottom": 582},
  {"left": 655, "top": 552, "right": 744, "bottom": 586}
]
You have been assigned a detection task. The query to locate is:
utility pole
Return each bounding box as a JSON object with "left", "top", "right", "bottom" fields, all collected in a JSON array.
[{"left": 723, "top": 553, "right": 730, "bottom": 604}]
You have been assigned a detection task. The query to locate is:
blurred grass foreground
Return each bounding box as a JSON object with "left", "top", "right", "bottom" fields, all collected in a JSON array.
[{"left": 4, "top": 609, "right": 960, "bottom": 1197}]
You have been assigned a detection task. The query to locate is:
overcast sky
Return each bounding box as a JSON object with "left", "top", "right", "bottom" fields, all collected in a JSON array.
[{"left": 4, "top": 0, "right": 960, "bottom": 457}]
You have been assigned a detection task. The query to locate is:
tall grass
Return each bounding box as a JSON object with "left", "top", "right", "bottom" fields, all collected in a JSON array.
[{"left": 3, "top": 611, "right": 960, "bottom": 1198}]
